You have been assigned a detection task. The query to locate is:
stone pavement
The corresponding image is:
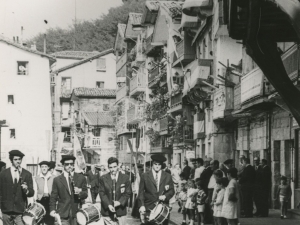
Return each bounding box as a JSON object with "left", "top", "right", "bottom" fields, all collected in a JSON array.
[{"left": 126, "top": 204, "right": 300, "bottom": 225}]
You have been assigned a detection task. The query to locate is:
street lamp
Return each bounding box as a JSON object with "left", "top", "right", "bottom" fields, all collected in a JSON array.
[{"left": 0, "top": 120, "right": 8, "bottom": 160}]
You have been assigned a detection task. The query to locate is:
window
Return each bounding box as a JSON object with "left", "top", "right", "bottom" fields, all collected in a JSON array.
[
  {"left": 8, "top": 95, "right": 14, "bottom": 104},
  {"left": 27, "top": 164, "right": 38, "bottom": 176},
  {"left": 103, "top": 104, "right": 110, "bottom": 111},
  {"left": 61, "top": 77, "right": 71, "bottom": 90},
  {"left": 92, "top": 127, "right": 101, "bottom": 137},
  {"left": 10, "top": 129, "right": 16, "bottom": 139},
  {"left": 17, "top": 61, "right": 28, "bottom": 75},
  {"left": 96, "top": 58, "right": 106, "bottom": 71},
  {"left": 51, "top": 74, "right": 55, "bottom": 83},
  {"left": 96, "top": 82, "right": 104, "bottom": 88}
]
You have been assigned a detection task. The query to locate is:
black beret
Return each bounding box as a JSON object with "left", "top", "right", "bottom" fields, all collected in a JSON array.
[
  {"left": 224, "top": 159, "right": 233, "bottom": 165},
  {"left": 49, "top": 161, "right": 56, "bottom": 169},
  {"left": 151, "top": 154, "right": 166, "bottom": 163},
  {"left": 39, "top": 161, "right": 50, "bottom": 166},
  {"left": 0, "top": 161, "right": 6, "bottom": 168},
  {"left": 60, "top": 155, "right": 76, "bottom": 164},
  {"left": 9, "top": 150, "right": 25, "bottom": 157}
]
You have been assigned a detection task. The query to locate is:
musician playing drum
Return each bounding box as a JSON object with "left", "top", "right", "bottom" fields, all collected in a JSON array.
[
  {"left": 138, "top": 155, "right": 174, "bottom": 225},
  {"left": 49, "top": 155, "right": 88, "bottom": 225},
  {"left": 35, "top": 161, "right": 55, "bottom": 225},
  {"left": 0, "top": 150, "right": 34, "bottom": 225},
  {"left": 98, "top": 157, "right": 132, "bottom": 225}
]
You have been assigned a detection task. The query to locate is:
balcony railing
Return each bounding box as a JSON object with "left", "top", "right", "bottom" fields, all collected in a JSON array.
[
  {"left": 116, "top": 52, "right": 127, "bottom": 73},
  {"left": 159, "top": 116, "right": 169, "bottom": 134},
  {"left": 116, "top": 85, "right": 127, "bottom": 102},
  {"left": 90, "top": 137, "right": 101, "bottom": 148},
  {"left": 148, "top": 66, "right": 159, "bottom": 86},
  {"left": 170, "top": 93, "right": 182, "bottom": 107},
  {"left": 127, "top": 107, "right": 135, "bottom": 123},
  {"left": 145, "top": 34, "right": 154, "bottom": 54},
  {"left": 150, "top": 136, "right": 172, "bottom": 153},
  {"left": 173, "top": 32, "right": 196, "bottom": 67},
  {"left": 183, "top": 125, "right": 194, "bottom": 141},
  {"left": 127, "top": 105, "right": 145, "bottom": 124},
  {"left": 130, "top": 72, "right": 146, "bottom": 96}
]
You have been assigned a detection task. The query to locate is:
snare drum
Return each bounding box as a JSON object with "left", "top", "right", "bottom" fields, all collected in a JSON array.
[
  {"left": 149, "top": 203, "right": 170, "bottom": 224},
  {"left": 77, "top": 204, "right": 101, "bottom": 225},
  {"left": 22, "top": 202, "right": 46, "bottom": 225}
]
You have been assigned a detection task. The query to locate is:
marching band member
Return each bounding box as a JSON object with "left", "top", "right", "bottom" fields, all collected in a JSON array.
[
  {"left": 138, "top": 155, "right": 175, "bottom": 225},
  {"left": 99, "top": 157, "right": 132, "bottom": 225},
  {"left": 87, "top": 165, "right": 98, "bottom": 204},
  {"left": 0, "top": 150, "right": 34, "bottom": 225},
  {"left": 49, "top": 155, "right": 87, "bottom": 225},
  {"left": 35, "top": 161, "right": 55, "bottom": 225}
]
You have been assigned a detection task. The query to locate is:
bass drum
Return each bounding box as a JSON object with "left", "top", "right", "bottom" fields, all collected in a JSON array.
[
  {"left": 148, "top": 203, "right": 170, "bottom": 224},
  {"left": 77, "top": 204, "right": 101, "bottom": 225},
  {"left": 22, "top": 202, "right": 46, "bottom": 225}
]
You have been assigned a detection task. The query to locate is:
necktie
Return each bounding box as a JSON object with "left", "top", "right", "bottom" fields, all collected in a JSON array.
[
  {"left": 155, "top": 172, "right": 159, "bottom": 191},
  {"left": 68, "top": 173, "right": 73, "bottom": 194},
  {"left": 14, "top": 169, "right": 18, "bottom": 184}
]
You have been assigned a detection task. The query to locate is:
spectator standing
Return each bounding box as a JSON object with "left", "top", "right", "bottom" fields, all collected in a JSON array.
[
  {"left": 221, "top": 159, "right": 234, "bottom": 177},
  {"left": 196, "top": 180, "right": 207, "bottom": 225},
  {"left": 253, "top": 157, "right": 263, "bottom": 217},
  {"left": 221, "top": 168, "right": 240, "bottom": 225},
  {"left": 172, "top": 163, "right": 182, "bottom": 185},
  {"left": 182, "top": 160, "right": 191, "bottom": 181},
  {"left": 260, "top": 159, "right": 271, "bottom": 217},
  {"left": 178, "top": 181, "right": 188, "bottom": 225},
  {"left": 239, "top": 158, "right": 255, "bottom": 217},
  {"left": 189, "top": 159, "right": 197, "bottom": 179},
  {"left": 213, "top": 178, "right": 228, "bottom": 225},
  {"left": 275, "top": 176, "right": 292, "bottom": 219},
  {"left": 185, "top": 180, "right": 198, "bottom": 225},
  {"left": 87, "top": 165, "right": 99, "bottom": 204},
  {"left": 194, "top": 158, "right": 205, "bottom": 181}
]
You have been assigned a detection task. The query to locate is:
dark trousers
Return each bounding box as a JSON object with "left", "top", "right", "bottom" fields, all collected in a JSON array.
[
  {"left": 90, "top": 187, "right": 98, "bottom": 204},
  {"left": 38, "top": 196, "right": 55, "bottom": 225},
  {"left": 260, "top": 189, "right": 270, "bottom": 216},
  {"left": 55, "top": 208, "right": 76, "bottom": 225},
  {"left": 253, "top": 185, "right": 262, "bottom": 215},
  {"left": 3, "top": 213, "right": 24, "bottom": 225},
  {"left": 203, "top": 189, "right": 213, "bottom": 224},
  {"left": 242, "top": 188, "right": 253, "bottom": 216}
]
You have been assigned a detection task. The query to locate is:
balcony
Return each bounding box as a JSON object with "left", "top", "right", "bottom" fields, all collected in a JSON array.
[
  {"left": 183, "top": 125, "right": 194, "bottom": 143},
  {"left": 130, "top": 72, "right": 146, "bottom": 97},
  {"left": 159, "top": 116, "right": 169, "bottom": 135},
  {"left": 173, "top": 32, "right": 196, "bottom": 67},
  {"left": 90, "top": 137, "right": 101, "bottom": 148},
  {"left": 127, "top": 105, "right": 145, "bottom": 124},
  {"left": 116, "top": 85, "right": 127, "bottom": 103},
  {"left": 148, "top": 66, "right": 159, "bottom": 88},
  {"left": 150, "top": 136, "right": 172, "bottom": 154},
  {"left": 169, "top": 93, "right": 182, "bottom": 113},
  {"left": 145, "top": 34, "right": 155, "bottom": 55},
  {"left": 116, "top": 52, "right": 128, "bottom": 73},
  {"left": 127, "top": 107, "right": 135, "bottom": 124}
]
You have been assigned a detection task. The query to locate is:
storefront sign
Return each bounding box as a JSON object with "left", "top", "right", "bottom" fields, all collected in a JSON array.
[
  {"left": 213, "top": 87, "right": 226, "bottom": 119},
  {"left": 241, "top": 68, "right": 264, "bottom": 103},
  {"left": 186, "top": 150, "right": 195, "bottom": 159}
]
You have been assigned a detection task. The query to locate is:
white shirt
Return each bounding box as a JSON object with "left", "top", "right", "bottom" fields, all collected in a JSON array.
[
  {"left": 63, "top": 171, "right": 74, "bottom": 194},
  {"left": 111, "top": 172, "right": 119, "bottom": 182},
  {"left": 40, "top": 173, "right": 52, "bottom": 194},
  {"left": 208, "top": 174, "right": 216, "bottom": 189},
  {"left": 194, "top": 166, "right": 205, "bottom": 180},
  {"left": 152, "top": 169, "right": 162, "bottom": 191},
  {"left": 10, "top": 166, "right": 20, "bottom": 183}
]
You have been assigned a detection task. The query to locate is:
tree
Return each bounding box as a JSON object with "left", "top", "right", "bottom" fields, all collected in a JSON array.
[{"left": 27, "top": 0, "right": 146, "bottom": 54}]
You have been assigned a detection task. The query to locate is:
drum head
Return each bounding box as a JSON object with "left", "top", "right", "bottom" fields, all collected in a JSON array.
[
  {"left": 22, "top": 215, "right": 35, "bottom": 225},
  {"left": 76, "top": 212, "right": 87, "bottom": 225},
  {"left": 149, "top": 204, "right": 163, "bottom": 221}
]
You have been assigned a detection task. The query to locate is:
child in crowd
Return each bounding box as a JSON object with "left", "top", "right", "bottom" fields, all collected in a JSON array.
[
  {"left": 275, "top": 176, "right": 292, "bottom": 219},
  {"left": 185, "top": 179, "right": 198, "bottom": 225},
  {"left": 179, "top": 181, "right": 188, "bottom": 225},
  {"left": 196, "top": 180, "right": 207, "bottom": 225},
  {"left": 213, "top": 178, "right": 228, "bottom": 225},
  {"left": 178, "top": 173, "right": 187, "bottom": 212}
]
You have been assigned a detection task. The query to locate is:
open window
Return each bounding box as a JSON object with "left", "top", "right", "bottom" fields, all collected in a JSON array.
[
  {"left": 62, "top": 77, "right": 72, "bottom": 90},
  {"left": 96, "top": 81, "right": 104, "bottom": 88},
  {"left": 96, "top": 58, "right": 106, "bottom": 71},
  {"left": 17, "top": 61, "right": 28, "bottom": 75},
  {"left": 8, "top": 95, "right": 14, "bottom": 104},
  {"left": 10, "top": 129, "right": 16, "bottom": 139}
]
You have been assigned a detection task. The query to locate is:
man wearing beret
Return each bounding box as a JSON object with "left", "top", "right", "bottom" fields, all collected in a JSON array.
[
  {"left": 138, "top": 154, "right": 175, "bottom": 225},
  {"left": 49, "top": 155, "right": 87, "bottom": 225},
  {"left": 0, "top": 150, "right": 34, "bottom": 225},
  {"left": 35, "top": 161, "right": 55, "bottom": 225}
]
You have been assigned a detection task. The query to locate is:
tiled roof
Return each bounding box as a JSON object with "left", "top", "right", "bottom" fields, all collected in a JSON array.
[
  {"left": 0, "top": 35, "right": 56, "bottom": 62},
  {"left": 73, "top": 87, "right": 116, "bottom": 97},
  {"left": 82, "top": 112, "right": 114, "bottom": 126},
  {"left": 52, "top": 48, "right": 114, "bottom": 74},
  {"left": 51, "top": 51, "right": 99, "bottom": 59},
  {"left": 145, "top": 1, "right": 160, "bottom": 11},
  {"left": 118, "top": 24, "right": 127, "bottom": 38},
  {"left": 129, "top": 13, "right": 143, "bottom": 25},
  {"left": 160, "top": 1, "right": 183, "bottom": 18}
]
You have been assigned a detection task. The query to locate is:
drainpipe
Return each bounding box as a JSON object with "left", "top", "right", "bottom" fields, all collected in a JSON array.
[{"left": 290, "top": 113, "right": 295, "bottom": 209}]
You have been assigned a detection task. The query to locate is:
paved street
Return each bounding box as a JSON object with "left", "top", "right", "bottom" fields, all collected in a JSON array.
[{"left": 126, "top": 204, "right": 300, "bottom": 225}]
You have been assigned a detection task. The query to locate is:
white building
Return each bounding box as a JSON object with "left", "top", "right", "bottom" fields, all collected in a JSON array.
[{"left": 0, "top": 37, "right": 55, "bottom": 175}]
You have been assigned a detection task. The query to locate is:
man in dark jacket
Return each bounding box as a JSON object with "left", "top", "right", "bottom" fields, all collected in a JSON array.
[
  {"left": 99, "top": 157, "right": 131, "bottom": 225},
  {"left": 239, "top": 157, "right": 256, "bottom": 217},
  {"left": 87, "top": 165, "right": 98, "bottom": 203},
  {"left": 138, "top": 154, "right": 175, "bottom": 225},
  {"left": 182, "top": 160, "right": 191, "bottom": 180},
  {"left": 50, "top": 155, "right": 88, "bottom": 225},
  {"left": 0, "top": 161, "right": 6, "bottom": 172},
  {"left": 260, "top": 159, "right": 271, "bottom": 217},
  {"left": 253, "top": 157, "right": 263, "bottom": 217},
  {"left": 0, "top": 150, "right": 34, "bottom": 225}
]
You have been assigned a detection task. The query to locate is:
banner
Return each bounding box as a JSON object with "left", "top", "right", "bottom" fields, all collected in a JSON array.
[{"left": 74, "top": 134, "right": 86, "bottom": 173}]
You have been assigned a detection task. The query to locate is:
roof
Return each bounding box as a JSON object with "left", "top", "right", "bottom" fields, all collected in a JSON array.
[
  {"left": 0, "top": 35, "right": 56, "bottom": 62},
  {"left": 118, "top": 24, "right": 127, "bottom": 38},
  {"left": 51, "top": 51, "right": 99, "bottom": 59},
  {"left": 52, "top": 48, "right": 114, "bottom": 74},
  {"left": 145, "top": 1, "right": 160, "bottom": 11},
  {"left": 82, "top": 112, "right": 114, "bottom": 126},
  {"left": 159, "top": 1, "right": 183, "bottom": 18},
  {"left": 73, "top": 87, "right": 116, "bottom": 98},
  {"left": 125, "top": 13, "right": 143, "bottom": 39},
  {"left": 129, "top": 13, "right": 143, "bottom": 26}
]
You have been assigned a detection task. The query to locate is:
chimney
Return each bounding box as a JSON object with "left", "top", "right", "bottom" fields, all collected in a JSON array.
[
  {"left": 44, "top": 34, "right": 46, "bottom": 54},
  {"left": 31, "top": 41, "right": 37, "bottom": 50},
  {"left": 13, "top": 36, "right": 15, "bottom": 42},
  {"left": 16, "top": 36, "right": 19, "bottom": 43},
  {"left": 20, "top": 26, "right": 24, "bottom": 45}
]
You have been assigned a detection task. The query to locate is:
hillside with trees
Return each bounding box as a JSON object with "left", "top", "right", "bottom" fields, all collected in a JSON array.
[{"left": 27, "top": 0, "right": 145, "bottom": 54}]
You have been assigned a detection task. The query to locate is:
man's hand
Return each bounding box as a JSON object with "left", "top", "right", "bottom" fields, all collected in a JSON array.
[
  {"left": 108, "top": 205, "right": 115, "bottom": 212},
  {"left": 21, "top": 182, "right": 28, "bottom": 191},
  {"left": 139, "top": 206, "right": 146, "bottom": 214},
  {"left": 74, "top": 187, "right": 82, "bottom": 194},
  {"left": 158, "top": 195, "right": 166, "bottom": 201},
  {"left": 114, "top": 201, "right": 121, "bottom": 207}
]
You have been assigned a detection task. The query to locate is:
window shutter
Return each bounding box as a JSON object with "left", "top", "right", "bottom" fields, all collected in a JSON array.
[{"left": 97, "top": 58, "right": 106, "bottom": 71}]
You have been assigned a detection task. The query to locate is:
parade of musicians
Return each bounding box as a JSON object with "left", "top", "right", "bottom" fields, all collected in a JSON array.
[{"left": 2, "top": 0, "right": 300, "bottom": 225}]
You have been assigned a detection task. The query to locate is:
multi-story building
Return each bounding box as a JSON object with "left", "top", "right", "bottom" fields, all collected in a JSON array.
[
  {"left": 50, "top": 49, "right": 116, "bottom": 163},
  {"left": 0, "top": 36, "right": 55, "bottom": 175}
]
